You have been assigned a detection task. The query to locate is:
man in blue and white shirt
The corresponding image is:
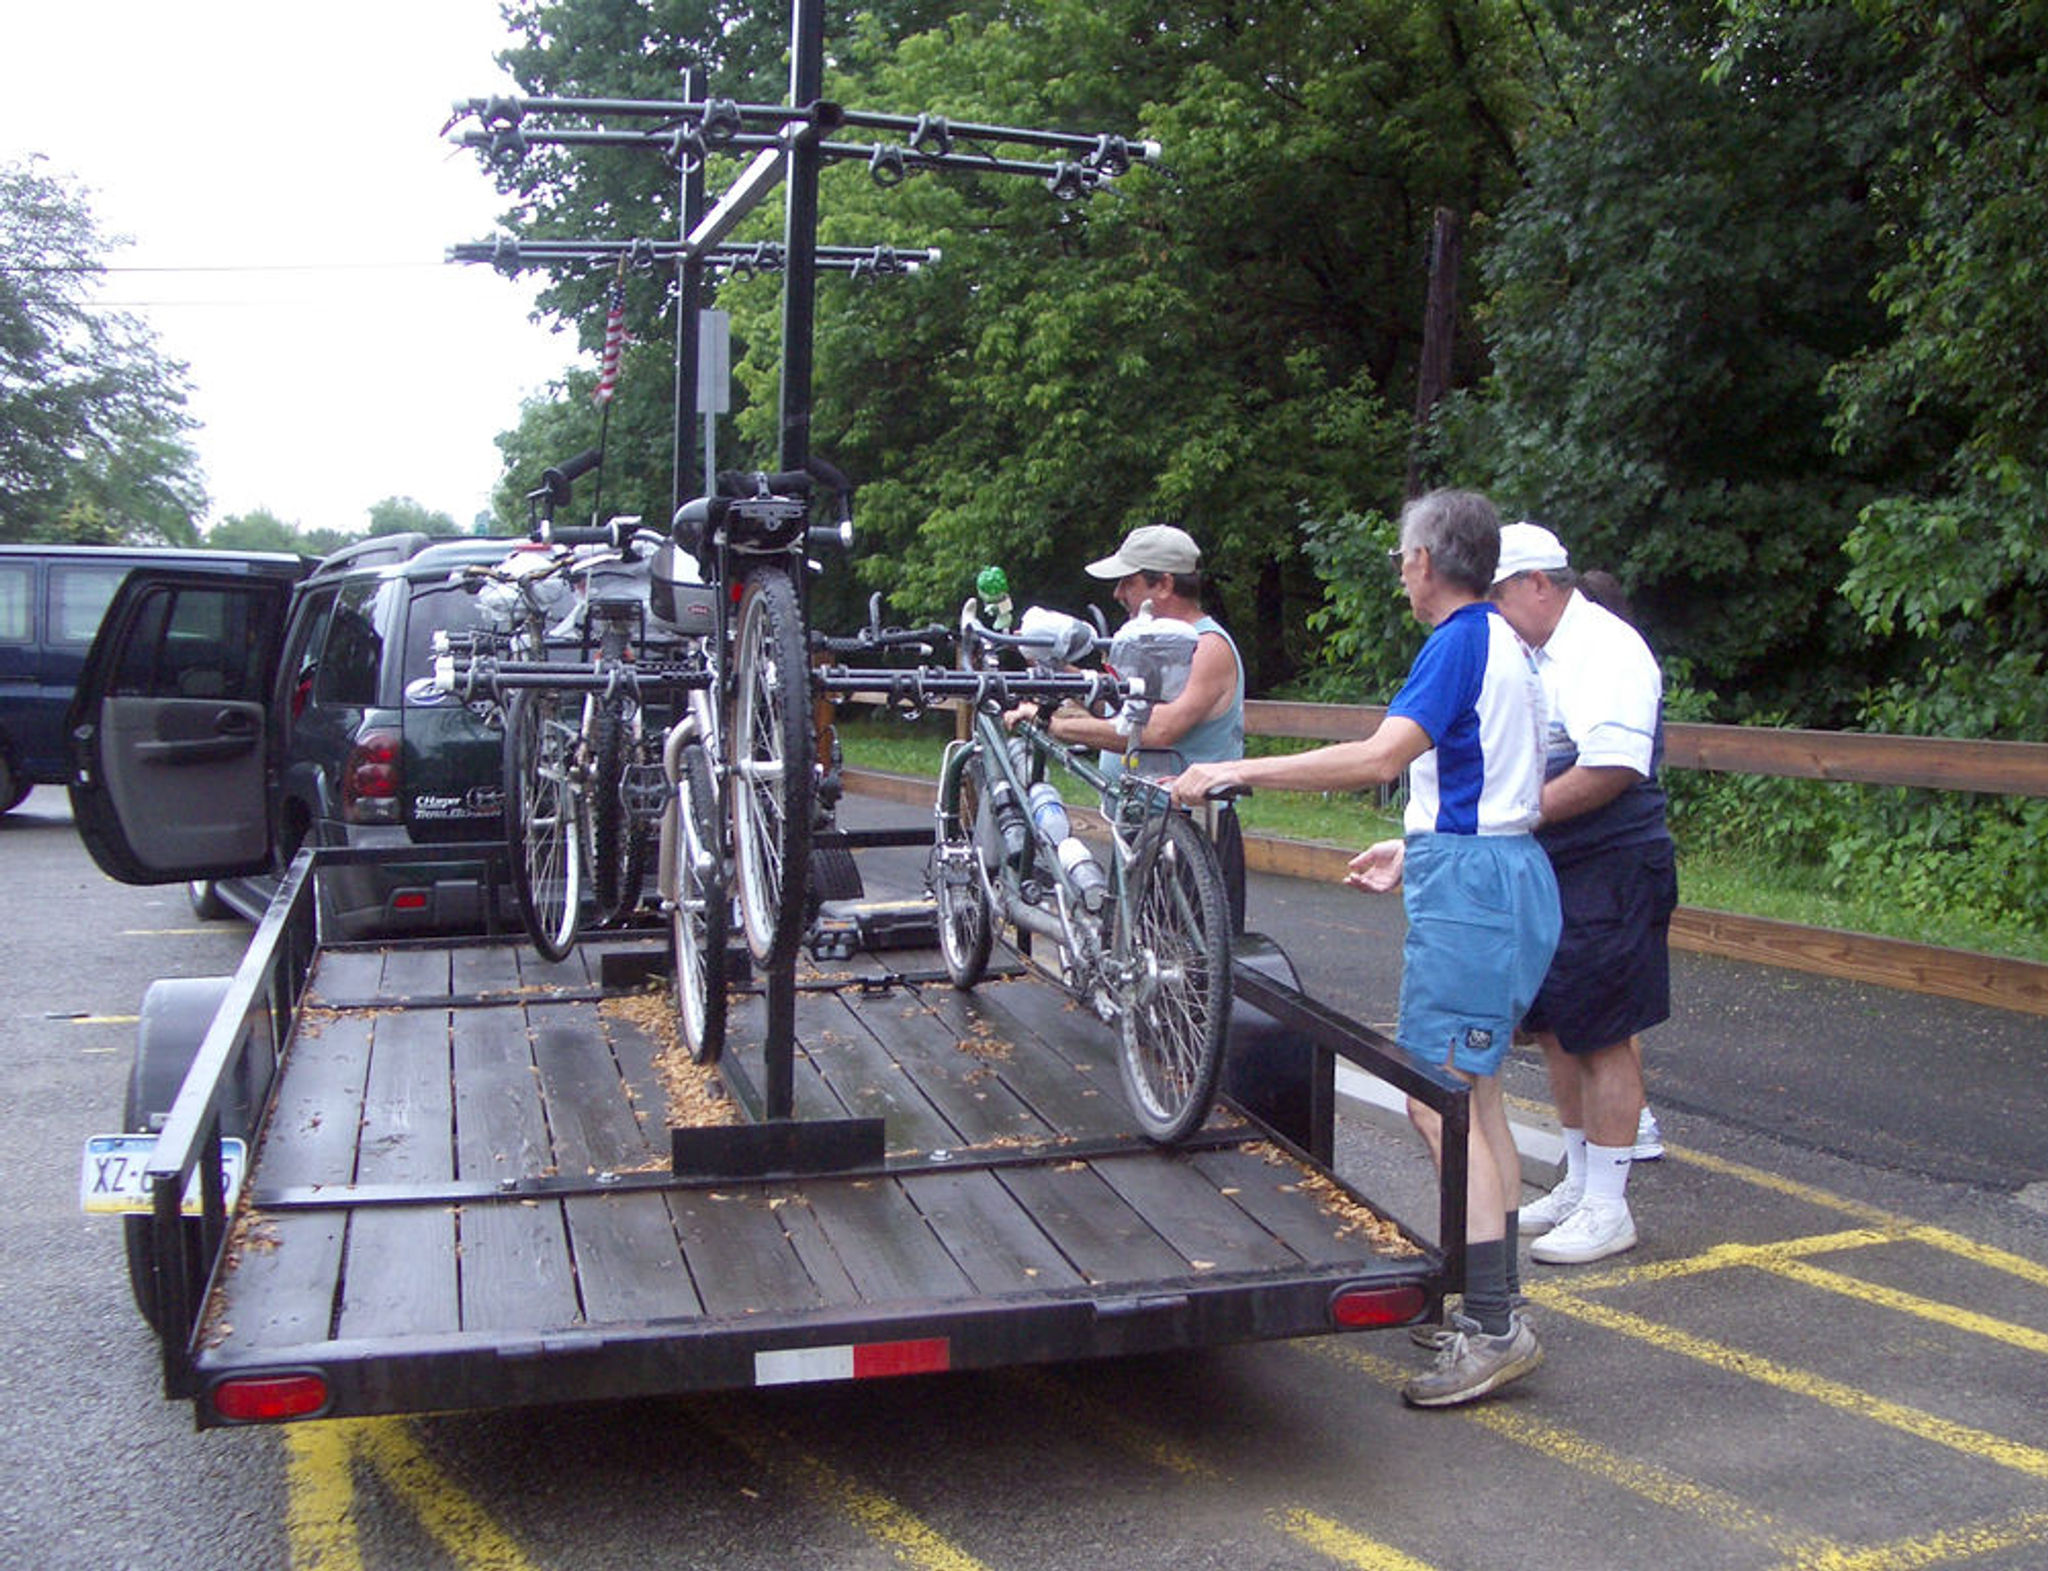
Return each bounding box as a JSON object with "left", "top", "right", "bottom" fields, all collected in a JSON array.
[{"left": 1172, "top": 489, "right": 1560, "bottom": 1408}]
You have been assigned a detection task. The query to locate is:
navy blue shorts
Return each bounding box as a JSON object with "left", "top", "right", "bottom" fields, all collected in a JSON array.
[{"left": 1523, "top": 839, "right": 1678, "bottom": 1053}]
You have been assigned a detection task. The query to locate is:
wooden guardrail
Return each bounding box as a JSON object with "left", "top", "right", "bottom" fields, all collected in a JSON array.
[
  {"left": 1243, "top": 701, "right": 2048, "bottom": 797},
  {"left": 839, "top": 698, "right": 2048, "bottom": 1016}
]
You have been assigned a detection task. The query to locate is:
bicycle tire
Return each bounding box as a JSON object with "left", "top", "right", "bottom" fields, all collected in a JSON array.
[
  {"left": 591, "top": 700, "right": 650, "bottom": 925},
  {"left": 505, "top": 686, "right": 583, "bottom": 961},
  {"left": 1112, "top": 811, "right": 1231, "bottom": 1143},
  {"left": 729, "top": 566, "right": 813, "bottom": 968},
  {"left": 671, "top": 741, "right": 729, "bottom": 1063},
  {"left": 932, "top": 743, "right": 993, "bottom": 989}
]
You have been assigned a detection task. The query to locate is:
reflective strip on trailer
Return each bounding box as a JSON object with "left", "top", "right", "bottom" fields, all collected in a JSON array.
[{"left": 754, "top": 1337, "right": 952, "bottom": 1386}]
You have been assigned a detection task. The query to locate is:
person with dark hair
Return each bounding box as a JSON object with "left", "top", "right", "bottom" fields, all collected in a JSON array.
[
  {"left": 1170, "top": 489, "right": 1559, "bottom": 1407},
  {"left": 1045, "top": 524, "right": 1248, "bottom": 930},
  {"left": 1489, "top": 522, "right": 1677, "bottom": 1264}
]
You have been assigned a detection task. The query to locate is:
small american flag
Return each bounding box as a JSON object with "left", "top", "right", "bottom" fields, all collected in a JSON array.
[{"left": 593, "top": 280, "right": 626, "bottom": 407}]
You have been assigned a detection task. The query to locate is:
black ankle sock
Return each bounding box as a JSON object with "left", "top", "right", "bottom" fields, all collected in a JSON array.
[
  {"left": 1505, "top": 1212, "right": 1521, "bottom": 1296},
  {"left": 1463, "top": 1239, "right": 1513, "bottom": 1336}
]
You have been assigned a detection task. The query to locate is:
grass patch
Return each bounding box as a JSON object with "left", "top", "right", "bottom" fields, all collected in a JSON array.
[{"left": 831, "top": 714, "right": 2047, "bottom": 964}]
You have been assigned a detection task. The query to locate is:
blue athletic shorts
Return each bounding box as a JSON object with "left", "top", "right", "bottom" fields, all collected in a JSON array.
[
  {"left": 1524, "top": 839, "right": 1678, "bottom": 1053},
  {"left": 1398, "top": 834, "right": 1561, "bottom": 1077}
]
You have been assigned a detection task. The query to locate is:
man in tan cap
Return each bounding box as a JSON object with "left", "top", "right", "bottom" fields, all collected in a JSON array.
[{"left": 1045, "top": 523, "right": 1247, "bottom": 928}]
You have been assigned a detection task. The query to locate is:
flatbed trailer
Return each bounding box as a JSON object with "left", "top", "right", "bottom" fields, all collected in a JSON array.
[{"left": 127, "top": 842, "right": 1466, "bottom": 1430}]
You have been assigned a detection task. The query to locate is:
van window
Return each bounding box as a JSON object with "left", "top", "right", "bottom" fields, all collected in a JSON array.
[
  {"left": 0, "top": 564, "right": 29, "bottom": 643},
  {"left": 107, "top": 584, "right": 272, "bottom": 700},
  {"left": 49, "top": 563, "right": 132, "bottom": 645}
]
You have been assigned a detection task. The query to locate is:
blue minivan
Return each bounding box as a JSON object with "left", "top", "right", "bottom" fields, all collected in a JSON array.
[{"left": 0, "top": 545, "right": 311, "bottom": 812}]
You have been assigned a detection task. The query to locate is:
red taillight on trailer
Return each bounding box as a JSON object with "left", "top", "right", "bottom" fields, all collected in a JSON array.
[
  {"left": 342, "top": 729, "right": 402, "bottom": 824},
  {"left": 210, "top": 1372, "right": 331, "bottom": 1423},
  {"left": 1328, "top": 1284, "right": 1429, "bottom": 1329}
]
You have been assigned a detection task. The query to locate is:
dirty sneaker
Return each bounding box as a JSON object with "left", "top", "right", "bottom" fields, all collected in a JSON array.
[
  {"left": 1518, "top": 1176, "right": 1584, "bottom": 1234},
  {"left": 1529, "top": 1198, "right": 1638, "bottom": 1264},
  {"left": 1402, "top": 1314, "right": 1543, "bottom": 1408},
  {"left": 1634, "top": 1106, "right": 1665, "bottom": 1161},
  {"left": 1409, "top": 1294, "right": 1530, "bottom": 1350}
]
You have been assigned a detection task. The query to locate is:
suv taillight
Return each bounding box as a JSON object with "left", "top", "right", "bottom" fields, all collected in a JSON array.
[{"left": 342, "top": 729, "right": 402, "bottom": 824}]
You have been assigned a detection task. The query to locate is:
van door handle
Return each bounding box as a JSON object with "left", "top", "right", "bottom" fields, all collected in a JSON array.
[{"left": 215, "top": 709, "right": 257, "bottom": 737}]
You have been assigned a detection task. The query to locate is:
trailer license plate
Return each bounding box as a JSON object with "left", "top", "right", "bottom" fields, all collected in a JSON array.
[{"left": 79, "top": 1134, "right": 247, "bottom": 1216}]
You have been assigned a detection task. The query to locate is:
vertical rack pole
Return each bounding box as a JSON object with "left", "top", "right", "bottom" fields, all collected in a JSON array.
[
  {"left": 779, "top": 0, "right": 823, "bottom": 474},
  {"left": 672, "top": 67, "right": 706, "bottom": 517},
  {"left": 762, "top": 0, "right": 824, "bottom": 1122}
]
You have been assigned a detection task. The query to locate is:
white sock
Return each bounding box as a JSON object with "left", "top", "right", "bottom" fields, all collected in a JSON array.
[
  {"left": 1560, "top": 1128, "right": 1588, "bottom": 1190},
  {"left": 1583, "top": 1141, "right": 1633, "bottom": 1208}
]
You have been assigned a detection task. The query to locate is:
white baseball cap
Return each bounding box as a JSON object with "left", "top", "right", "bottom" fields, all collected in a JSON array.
[{"left": 1493, "top": 521, "right": 1570, "bottom": 583}]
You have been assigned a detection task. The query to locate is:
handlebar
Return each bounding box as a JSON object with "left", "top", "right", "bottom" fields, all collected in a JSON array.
[
  {"left": 813, "top": 594, "right": 949, "bottom": 656},
  {"left": 530, "top": 448, "right": 603, "bottom": 513}
]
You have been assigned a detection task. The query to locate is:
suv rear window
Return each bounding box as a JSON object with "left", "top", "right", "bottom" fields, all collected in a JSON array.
[{"left": 401, "top": 580, "right": 490, "bottom": 693}]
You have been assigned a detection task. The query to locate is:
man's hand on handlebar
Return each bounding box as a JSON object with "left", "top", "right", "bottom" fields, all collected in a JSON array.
[{"left": 1166, "top": 760, "right": 1243, "bottom": 807}]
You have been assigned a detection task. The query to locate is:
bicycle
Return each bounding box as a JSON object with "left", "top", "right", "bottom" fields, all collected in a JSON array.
[
  {"left": 927, "top": 598, "right": 1235, "bottom": 1144},
  {"left": 662, "top": 461, "right": 852, "bottom": 1062},
  {"left": 442, "top": 452, "right": 702, "bottom": 960}
]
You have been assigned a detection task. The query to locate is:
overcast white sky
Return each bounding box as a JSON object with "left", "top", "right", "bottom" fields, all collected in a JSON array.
[{"left": 3, "top": 1, "right": 580, "bottom": 535}]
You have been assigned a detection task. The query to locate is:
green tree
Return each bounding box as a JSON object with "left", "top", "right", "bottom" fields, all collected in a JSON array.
[
  {"left": 1441, "top": 0, "right": 1908, "bottom": 722},
  {"left": 204, "top": 507, "right": 352, "bottom": 558},
  {"left": 365, "top": 496, "right": 458, "bottom": 538},
  {"left": 0, "top": 157, "right": 206, "bottom": 544}
]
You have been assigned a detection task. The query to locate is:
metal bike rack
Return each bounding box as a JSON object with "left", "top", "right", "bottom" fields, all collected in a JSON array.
[{"left": 448, "top": 0, "right": 1156, "bottom": 1126}]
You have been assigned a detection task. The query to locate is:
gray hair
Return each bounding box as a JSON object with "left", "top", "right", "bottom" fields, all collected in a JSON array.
[{"left": 1399, "top": 489, "right": 1500, "bottom": 594}]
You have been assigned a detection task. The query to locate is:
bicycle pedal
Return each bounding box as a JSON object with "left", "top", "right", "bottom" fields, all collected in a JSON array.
[{"left": 622, "top": 763, "right": 669, "bottom": 819}]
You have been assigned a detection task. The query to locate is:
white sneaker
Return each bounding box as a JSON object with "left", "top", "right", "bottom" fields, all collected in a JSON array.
[
  {"left": 1633, "top": 1107, "right": 1665, "bottom": 1162},
  {"left": 1529, "top": 1199, "right": 1638, "bottom": 1264},
  {"left": 1518, "top": 1178, "right": 1583, "bottom": 1234}
]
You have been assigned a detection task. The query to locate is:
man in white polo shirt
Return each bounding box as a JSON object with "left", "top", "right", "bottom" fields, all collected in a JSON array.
[{"left": 1489, "top": 522, "right": 1677, "bottom": 1265}]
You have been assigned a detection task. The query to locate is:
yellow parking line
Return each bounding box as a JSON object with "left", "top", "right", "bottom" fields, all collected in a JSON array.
[
  {"left": 1274, "top": 1507, "right": 1441, "bottom": 1570},
  {"left": 285, "top": 1420, "right": 539, "bottom": 1571},
  {"left": 1552, "top": 1230, "right": 1897, "bottom": 1293},
  {"left": 1670, "top": 1147, "right": 2048, "bottom": 1289},
  {"left": 1009, "top": 1366, "right": 1445, "bottom": 1570},
  {"left": 349, "top": 1421, "right": 542, "bottom": 1571},
  {"left": 1756, "top": 1255, "right": 2048, "bottom": 1356},
  {"left": 1768, "top": 1504, "right": 2048, "bottom": 1571},
  {"left": 1529, "top": 1286, "right": 2048, "bottom": 1482},
  {"left": 702, "top": 1409, "right": 992, "bottom": 1571},
  {"left": 1003, "top": 1368, "right": 1221, "bottom": 1480},
  {"left": 285, "top": 1424, "right": 364, "bottom": 1571},
  {"left": 1301, "top": 1340, "right": 1829, "bottom": 1560}
]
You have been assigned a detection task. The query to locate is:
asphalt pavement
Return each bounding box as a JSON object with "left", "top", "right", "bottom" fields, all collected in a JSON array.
[{"left": 11, "top": 782, "right": 2046, "bottom": 1571}]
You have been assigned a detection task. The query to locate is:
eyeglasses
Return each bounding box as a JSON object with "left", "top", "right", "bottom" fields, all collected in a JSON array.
[{"left": 1387, "top": 545, "right": 1416, "bottom": 572}]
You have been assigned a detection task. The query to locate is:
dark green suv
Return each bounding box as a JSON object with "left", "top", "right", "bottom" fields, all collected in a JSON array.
[{"left": 68, "top": 533, "right": 527, "bottom": 939}]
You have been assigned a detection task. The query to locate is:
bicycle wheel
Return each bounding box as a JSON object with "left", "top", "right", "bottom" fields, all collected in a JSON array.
[
  {"left": 1111, "top": 812, "right": 1231, "bottom": 1143},
  {"left": 671, "top": 741, "right": 728, "bottom": 1063},
  {"left": 504, "top": 687, "right": 584, "bottom": 961},
  {"left": 931, "top": 743, "right": 993, "bottom": 989},
  {"left": 591, "top": 700, "right": 650, "bottom": 925},
  {"left": 729, "top": 566, "right": 813, "bottom": 968}
]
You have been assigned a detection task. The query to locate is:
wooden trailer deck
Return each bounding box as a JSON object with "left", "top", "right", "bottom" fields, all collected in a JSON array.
[{"left": 195, "top": 934, "right": 1429, "bottom": 1416}]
